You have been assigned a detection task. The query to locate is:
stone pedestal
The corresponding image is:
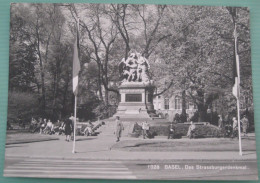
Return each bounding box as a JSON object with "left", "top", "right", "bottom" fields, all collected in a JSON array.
[{"left": 112, "top": 82, "right": 155, "bottom": 121}]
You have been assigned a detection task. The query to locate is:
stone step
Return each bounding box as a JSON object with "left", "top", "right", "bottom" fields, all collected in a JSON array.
[{"left": 118, "top": 102, "right": 146, "bottom": 106}]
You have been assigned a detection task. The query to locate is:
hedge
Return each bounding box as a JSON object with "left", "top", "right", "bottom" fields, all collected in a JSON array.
[{"left": 132, "top": 123, "right": 224, "bottom": 138}]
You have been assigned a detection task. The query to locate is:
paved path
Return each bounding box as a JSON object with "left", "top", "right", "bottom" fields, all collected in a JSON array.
[
  {"left": 4, "top": 121, "right": 258, "bottom": 180},
  {"left": 4, "top": 157, "right": 136, "bottom": 179},
  {"left": 5, "top": 121, "right": 258, "bottom": 160},
  {"left": 4, "top": 157, "right": 258, "bottom": 180}
]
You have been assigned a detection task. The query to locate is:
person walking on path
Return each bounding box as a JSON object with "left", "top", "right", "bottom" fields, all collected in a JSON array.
[
  {"left": 232, "top": 117, "right": 238, "bottom": 138},
  {"left": 241, "top": 115, "right": 249, "bottom": 137},
  {"left": 63, "top": 118, "right": 73, "bottom": 142},
  {"left": 69, "top": 115, "right": 75, "bottom": 140},
  {"left": 115, "top": 116, "right": 124, "bottom": 142},
  {"left": 141, "top": 121, "right": 149, "bottom": 139},
  {"left": 218, "top": 115, "right": 223, "bottom": 128},
  {"left": 187, "top": 121, "right": 196, "bottom": 139},
  {"left": 168, "top": 122, "right": 175, "bottom": 139}
]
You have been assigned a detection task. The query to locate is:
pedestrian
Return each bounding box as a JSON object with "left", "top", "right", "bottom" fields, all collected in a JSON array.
[
  {"left": 187, "top": 121, "right": 196, "bottom": 139},
  {"left": 241, "top": 115, "right": 249, "bottom": 137},
  {"left": 63, "top": 118, "right": 73, "bottom": 142},
  {"left": 218, "top": 115, "right": 223, "bottom": 128},
  {"left": 69, "top": 115, "right": 75, "bottom": 140},
  {"left": 168, "top": 122, "right": 175, "bottom": 139},
  {"left": 115, "top": 116, "right": 124, "bottom": 142},
  {"left": 141, "top": 121, "right": 149, "bottom": 139},
  {"left": 232, "top": 117, "right": 238, "bottom": 138}
]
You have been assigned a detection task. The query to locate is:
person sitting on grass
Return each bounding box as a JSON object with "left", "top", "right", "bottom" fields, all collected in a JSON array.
[
  {"left": 52, "top": 120, "right": 62, "bottom": 135},
  {"left": 29, "top": 117, "right": 37, "bottom": 132},
  {"left": 187, "top": 121, "right": 196, "bottom": 139},
  {"left": 39, "top": 118, "right": 47, "bottom": 134},
  {"left": 83, "top": 120, "right": 94, "bottom": 136},
  {"left": 57, "top": 120, "right": 65, "bottom": 135},
  {"left": 43, "top": 119, "right": 54, "bottom": 134}
]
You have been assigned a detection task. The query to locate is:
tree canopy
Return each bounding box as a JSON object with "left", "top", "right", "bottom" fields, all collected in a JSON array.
[{"left": 9, "top": 3, "right": 252, "bottom": 122}]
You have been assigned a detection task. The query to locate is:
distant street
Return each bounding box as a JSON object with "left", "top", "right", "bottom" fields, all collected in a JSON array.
[{"left": 4, "top": 157, "right": 258, "bottom": 180}]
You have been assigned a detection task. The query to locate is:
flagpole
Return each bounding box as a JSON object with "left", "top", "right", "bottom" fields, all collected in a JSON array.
[
  {"left": 236, "top": 84, "right": 242, "bottom": 156},
  {"left": 72, "top": 16, "right": 80, "bottom": 154},
  {"left": 72, "top": 95, "right": 77, "bottom": 154},
  {"left": 234, "top": 22, "right": 242, "bottom": 156}
]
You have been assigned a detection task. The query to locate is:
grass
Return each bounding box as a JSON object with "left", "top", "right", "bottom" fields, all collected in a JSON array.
[
  {"left": 6, "top": 130, "right": 59, "bottom": 145},
  {"left": 133, "top": 123, "right": 224, "bottom": 138},
  {"left": 112, "top": 137, "right": 256, "bottom": 152}
]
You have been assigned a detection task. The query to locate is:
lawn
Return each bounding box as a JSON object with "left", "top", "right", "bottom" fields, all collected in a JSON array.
[
  {"left": 5, "top": 130, "right": 59, "bottom": 145},
  {"left": 111, "top": 137, "right": 256, "bottom": 152}
]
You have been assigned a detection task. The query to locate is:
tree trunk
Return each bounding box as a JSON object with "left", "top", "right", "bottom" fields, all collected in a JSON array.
[
  {"left": 197, "top": 89, "right": 207, "bottom": 122},
  {"left": 105, "top": 89, "right": 109, "bottom": 106},
  {"left": 36, "top": 29, "right": 46, "bottom": 115},
  {"left": 198, "top": 104, "right": 207, "bottom": 122},
  {"left": 62, "top": 70, "right": 70, "bottom": 117},
  {"left": 181, "top": 89, "right": 187, "bottom": 122},
  {"left": 97, "top": 64, "right": 103, "bottom": 101}
]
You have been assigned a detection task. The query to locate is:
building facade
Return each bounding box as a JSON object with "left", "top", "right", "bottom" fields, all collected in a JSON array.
[{"left": 153, "top": 93, "right": 197, "bottom": 122}]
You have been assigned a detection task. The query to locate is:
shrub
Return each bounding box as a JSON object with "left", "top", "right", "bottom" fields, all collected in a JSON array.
[
  {"left": 8, "top": 91, "right": 40, "bottom": 124},
  {"left": 93, "top": 102, "right": 117, "bottom": 119},
  {"left": 148, "top": 123, "right": 223, "bottom": 138},
  {"left": 190, "top": 111, "right": 199, "bottom": 122}
]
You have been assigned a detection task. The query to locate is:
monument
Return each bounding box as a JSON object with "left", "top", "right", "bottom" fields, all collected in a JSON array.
[{"left": 112, "top": 51, "right": 155, "bottom": 120}]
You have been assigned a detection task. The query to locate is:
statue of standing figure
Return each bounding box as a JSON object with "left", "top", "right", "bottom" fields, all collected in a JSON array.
[{"left": 119, "top": 51, "right": 150, "bottom": 83}]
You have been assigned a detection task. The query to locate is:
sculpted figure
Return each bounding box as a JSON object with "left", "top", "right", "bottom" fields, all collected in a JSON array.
[
  {"left": 137, "top": 55, "right": 150, "bottom": 82},
  {"left": 125, "top": 53, "right": 138, "bottom": 82},
  {"left": 119, "top": 51, "right": 150, "bottom": 83}
]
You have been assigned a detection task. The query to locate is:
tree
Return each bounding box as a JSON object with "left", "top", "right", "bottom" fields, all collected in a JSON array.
[{"left": 150, "top": 6, "right": 250, "bottom": 122}]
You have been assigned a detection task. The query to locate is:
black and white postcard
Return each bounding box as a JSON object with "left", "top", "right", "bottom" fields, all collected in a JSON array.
[{"left": 4, "top": 3, "right": 258, "bottom": 180}]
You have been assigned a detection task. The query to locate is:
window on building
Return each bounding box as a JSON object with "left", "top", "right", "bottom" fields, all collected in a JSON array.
[
  {"left": 158, "top": 102, "right": 161, "bottom": 109},
  {"left": 164, "top": 98, "right": 169, "bottom": 109},
  {"left": 175, "top": 96, "right": 181, "bottom": 109}
]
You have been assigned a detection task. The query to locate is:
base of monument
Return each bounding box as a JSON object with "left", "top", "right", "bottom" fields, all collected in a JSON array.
[
  {"left": 111, "top": 81, "right": 156, "bottom": 122},
  {"left": 111, "top": 103, "right": 153, "bottom": 121}
]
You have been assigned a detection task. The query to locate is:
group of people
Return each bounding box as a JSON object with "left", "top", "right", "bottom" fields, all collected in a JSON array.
[
  {"left": 218, "top": 114, "right": 249, "bottom": 138},
  {"left": 30, "top": 116, "right": 74, "bottom": 137},
  {"left": 115, "top": 117, "right": 151, "bottom": 142},
  {"left": 29, "top": 115, "right": 96, "bottom": 142},
  {"left": 231, "top": 115, "right": 249, "bottom": 137},
  {"left": 30, "top": 117, "right": 57, "bottom": 134}
]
